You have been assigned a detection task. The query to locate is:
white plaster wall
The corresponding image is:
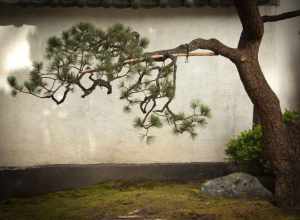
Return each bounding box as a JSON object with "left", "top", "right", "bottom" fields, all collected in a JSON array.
[{"left": 0, "top": 0, "right": 299, "bottom": 167}]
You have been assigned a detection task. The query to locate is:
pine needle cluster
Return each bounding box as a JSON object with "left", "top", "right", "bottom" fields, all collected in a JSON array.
[{"left": 8, "top": 23, "right": 211, "bottom": 142}]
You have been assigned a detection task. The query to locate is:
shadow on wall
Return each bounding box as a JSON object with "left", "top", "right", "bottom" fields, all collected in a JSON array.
[
  {"left": 289, "top": 1, "right": 300, "bottom": 110},
  {"left": 278, "top": 18, "right": 300, "bottom": 111},
  {"left": 293, "top": 32, "right": 300, "bottom": 110}
]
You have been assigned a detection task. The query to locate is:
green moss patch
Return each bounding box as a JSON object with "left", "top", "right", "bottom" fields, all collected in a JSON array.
[{"left": 0, "top": 180, "right": 299, "bottom": 220}]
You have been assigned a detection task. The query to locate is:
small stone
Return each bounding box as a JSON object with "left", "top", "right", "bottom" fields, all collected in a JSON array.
[{"left": 201, "top": 172, "right": 272, "bottom": 199}]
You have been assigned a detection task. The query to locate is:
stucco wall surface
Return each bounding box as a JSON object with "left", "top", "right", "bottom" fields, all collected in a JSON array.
[{"left": 0, "top": 0, "right": 299, "bottom": 166}]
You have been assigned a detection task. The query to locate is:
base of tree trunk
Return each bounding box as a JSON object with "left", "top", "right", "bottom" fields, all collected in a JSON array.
[{"left": 275, "top": 120, "right": 300, "bottom": 209}]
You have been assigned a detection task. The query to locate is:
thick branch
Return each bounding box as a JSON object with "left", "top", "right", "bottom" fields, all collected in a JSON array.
[
  {"left": 78, "top": 51, "right": 217, "bottom": 76},
  {"left": 125, "top": 51, "right": 216, "bottom": 64},
  {"left": 146, "top": 38, "right": 241, "bottom": 62},
  {"left": 262, "top": 10, "right": 300, "bottom": 23},
  {"left": 77, "top": 39, "right": 240, "bottom": 82}
]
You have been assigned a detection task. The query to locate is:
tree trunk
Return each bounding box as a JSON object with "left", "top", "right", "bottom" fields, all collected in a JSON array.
[
  {"left": 235, "top": 43, "right": 297, "bottom": 209},
  {"left": 232, "top": 0, "right": 299, "bottom": 208},
  {"left": 253, "top": 105, "right": 261, "bottom": 128}
]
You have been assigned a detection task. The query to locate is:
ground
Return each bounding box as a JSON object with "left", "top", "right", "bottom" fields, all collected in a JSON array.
[{"left": 0, "top": 180, "right": 299, "bottom": 220}]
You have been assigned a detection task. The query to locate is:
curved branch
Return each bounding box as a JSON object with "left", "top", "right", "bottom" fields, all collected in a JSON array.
[
  {"left": 146, "top": 38, "right": 241, "bottom": 62},
  {"left": 98, "top": 79, "right": 112, "bottom": 94},
  {"left": 262, "top": 10, "right": 300, "bottom": 23},
  {"left": 77, "top": 74, "right": 112, "bottom": 98},
  {"left": 51, "top": 84, "right": 71, "bottom": 105}
]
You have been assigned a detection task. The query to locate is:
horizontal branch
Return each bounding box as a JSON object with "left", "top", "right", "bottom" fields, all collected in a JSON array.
[
  {"left": 79, "top": 38, "right": 241, "bottom": 78},
  {"left": 125, "top": 51, "right": 216, "bottom": 64},
  {"left": 79, "top": 51, "right": 218, "bottom": 76},
  {"left": 262, "top": 10, "right": 300, "bottom": 23},
  {"left": 146, "top": 38, "right": 241, "bottom": 61}
]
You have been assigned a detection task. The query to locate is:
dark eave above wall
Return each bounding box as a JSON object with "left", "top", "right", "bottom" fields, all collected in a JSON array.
[{"left": 0, "top": 0, "right": 278, "bottom": 8}]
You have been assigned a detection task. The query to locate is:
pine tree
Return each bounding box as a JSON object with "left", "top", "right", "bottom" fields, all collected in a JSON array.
[
  {"left": 8, "top": 23, "right": 211, "bottom": 140},
  {"left": 8, "top": 2, "right": 300, "bottom": 208}
]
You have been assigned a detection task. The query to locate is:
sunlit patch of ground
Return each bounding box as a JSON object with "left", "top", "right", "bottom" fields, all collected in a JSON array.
[{"left": 0, "top": 181, "right": 299, "bottom": 220}]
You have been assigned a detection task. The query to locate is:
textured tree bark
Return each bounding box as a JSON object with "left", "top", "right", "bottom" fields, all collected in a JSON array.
[
  {"left": 235, "top": 56, "right": 297, "bottom": 208},
  {"left": 253, "top": 105, "right": 261, "bottom": 128},
  {"left": 233, "top": 0, "right": 298, "bottom": 208}
]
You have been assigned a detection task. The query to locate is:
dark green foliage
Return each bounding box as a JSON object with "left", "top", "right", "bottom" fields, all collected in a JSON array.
[
  {"left": 226, "top": 125, "right": 263, "bottom": 162},
  {"left": 225, "top": 125, "right": 270, "bottom": 175},
  {"left": 8, "top": 23, "right": 211, "bottom": 142},
  {"left": 225, "top": 110, "right": 300, "bottom": 175},
  {"left": 168, "top": 100, "right": 211, "bottom": 139},
  {"left": 283, "top": 109, "right": 300, "bottom": 123},
  {"left": 150, "top": 115, "right": 163, "bottom": 128},
  {"left": 7, "top": 76, "right": 17, "bottom": 88}
]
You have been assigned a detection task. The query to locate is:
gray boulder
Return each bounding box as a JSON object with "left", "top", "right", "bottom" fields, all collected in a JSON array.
[{"left": 201, "top": 172, "right": 272, "bottom": 199}]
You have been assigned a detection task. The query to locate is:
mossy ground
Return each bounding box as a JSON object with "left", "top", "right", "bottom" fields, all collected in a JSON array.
[{"left": 0, "top": 180, "right": 299, "bottom": 220}]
